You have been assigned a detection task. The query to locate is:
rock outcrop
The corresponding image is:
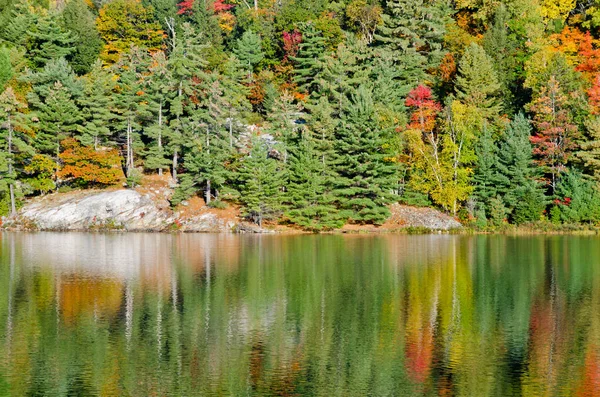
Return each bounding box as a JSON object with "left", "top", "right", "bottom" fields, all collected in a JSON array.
[
  {"left": 6, "top": 189, "right": 174, "bottom": 231},
  {"left": 384, "top": 204, "right": 462, "bottom": 231}
]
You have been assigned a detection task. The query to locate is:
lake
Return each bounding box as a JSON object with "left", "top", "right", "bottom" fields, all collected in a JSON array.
[{"left": 1, "top": 232, "right": 599, "bottom": 396}]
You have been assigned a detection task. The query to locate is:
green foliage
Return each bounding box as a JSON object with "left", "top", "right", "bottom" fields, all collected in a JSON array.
[
  {"left": 24, "top": 154, "right": 55, "bottom": 193},
  {"left": 554, "top": 170, "right": 600, "bottom": 223},
  {"left": 61, "top": 0, "right": 103, "bottom": 74},
  {"left": 0, "top": 47, "right": 12, "bottom": 90},
  {"left": 332, "top": 86, "right": 397, "bottom": 224},
  {"left": 234, "top": 30, "right": 264, "bottom": 73},
  {"left": 26, "top": 13, "right": 75, "bottom": 70},
  {"left": 238, "top": 138, "right": 285, "bottom": 226}
]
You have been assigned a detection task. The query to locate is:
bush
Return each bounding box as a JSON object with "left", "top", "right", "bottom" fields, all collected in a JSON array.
[
  {"left": 208, "top": 199, "right": 228, "bottom": 209},
  {"left": 58, "top": 138, "right": 124, "bottom": 187}
]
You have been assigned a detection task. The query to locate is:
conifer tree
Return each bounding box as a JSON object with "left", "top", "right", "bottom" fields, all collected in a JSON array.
[
  {"left": 144, "top": 51, "right": 172, "bottom": 175},
  {"left": 61, "top": 0, "right": 102, "bottom": 74},
  {"left": 32, "top": 81, "right": 83, "bottom": 174},
  {"left": 332, "top": 85, "right": 397, "bottom": 224},
  {"left": 286, "top": 130, "right": 343, "bottom": 231},
  {"left": 167, "top": 22, "right": 209, "bottom": 181},
  {"left": 494, "top": 114, "right": 547, "bottom": 223},
  {"left": 79, "top": 61, "right": 116, "bottom": 149},
  {"left": 472, "top": 123, "right": 498, "bottom": 211},
  {"left": 0, "top": 47, "right": 12, "bottom": 90},
  {"left": 292, "top": 22, "right": 327, "bottom": 94},
  {"left": 233, "top": 30, "right": 264, "bottom": 76},
  {"left": 27, "top": 14, "right": 75, "bottom": 70},
  {"left": 113, "top": 48, "right": 150, "bottom": 177},
  {"left": 374, "top": 0, "right": 448, "bottom": 86},
  {"left": 238, "top": 138, "right": 285, "bottom": 227},
  {"left": 455, "top": 43, "right": 502, "bottom": 120}
]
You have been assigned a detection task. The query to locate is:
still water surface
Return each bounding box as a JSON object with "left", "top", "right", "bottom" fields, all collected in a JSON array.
[{"left": 1, "top": 232, "right": 599, "bottom": 396}]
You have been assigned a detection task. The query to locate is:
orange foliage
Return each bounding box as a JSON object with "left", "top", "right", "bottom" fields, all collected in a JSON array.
[
  {"left": 550, "top": 27, "right": 600, "bottom": 81},
  {"left": 58, "top": 138, "right": 125, "bottom": 186}
]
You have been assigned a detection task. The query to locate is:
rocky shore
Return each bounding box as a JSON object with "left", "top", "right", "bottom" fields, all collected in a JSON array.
[{"left": 1, "top": 188, "right": 462, "bottom": 233}]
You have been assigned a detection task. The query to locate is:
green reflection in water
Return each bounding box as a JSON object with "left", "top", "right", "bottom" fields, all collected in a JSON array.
[{"left": 1, "top": 233, "right": 600, "bottom": 396}]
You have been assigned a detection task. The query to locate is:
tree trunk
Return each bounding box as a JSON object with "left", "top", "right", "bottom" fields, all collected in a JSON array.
[
  {"left": 126, "top": 118, "right": 132, "bottom": 177},
  {"left": 7, "top": 116, "right": 16, "bottom": 216},
  {"left": 172, "top": 150, "right": 178, "bottom": 182},
  {"left": 205, "top": 179, "right": 211, "bottom": 205},
  {"left": 158, "top": 101, "right": 163, "bottom": 176}
]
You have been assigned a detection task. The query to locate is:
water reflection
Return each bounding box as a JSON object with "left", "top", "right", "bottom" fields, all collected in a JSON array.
[{"left": 1, "top": 233, "right": 600, "bottom": 396}]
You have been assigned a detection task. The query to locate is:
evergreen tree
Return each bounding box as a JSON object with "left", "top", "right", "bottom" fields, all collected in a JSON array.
[
  {"left": 332, "top": 86, "right": 397, "bottom": 224},
  {"left": 113, "top": 48, "right": 151, "bottom": 177},
  {"left": 374, "top": 0, "right": 448, "bottom": 87},
  {"left": 1, "top": 1, "right": 38, "bottom": 48},
  {"left": 292, "top": 22, "right": 327, "bottom": 94},
  {"left": 554, "top": 170, "right": 600, "bottom": 223},
  {"left": 472, "top": 123, "right": 498, "bottom": 211},
  {"left": 0, "top": 47, "right": 12, "bottom": 90},
  {"left": 26, "top": 13, "right": 75, "bottom": 70},
  {"left": 167, "top": 22, "right": 209, "bottom": 181},
  {"left": 144, "top": 51, "right": 172, "bottom": 175},
  {"left": 286, "top": 130, "right": 343, "bottom": 231},
  {"left": 31, "top": 81, "right": 83, "bottom": 173},
  {"left": 233, "top": 30, "right": 264, "bottom": 75},
  {"left": 455, "top": 43, "right": 502, "bottom": 120},
  {"left": 238, "top": 138, "right": 285, "bottom": 227},
  {"left": 79, "top": 61, "right": 116, "bottom": 149},
  {"left": 61, "top": 0, "right": 103, "bottom": 74},
  {"left": 494, "top": 114, "right": 547, "bottom": 223}
]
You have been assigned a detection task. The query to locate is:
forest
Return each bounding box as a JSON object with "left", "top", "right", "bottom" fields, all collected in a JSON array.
[{"left": 2, "top": 0, "right": 600, "bottom": 230}]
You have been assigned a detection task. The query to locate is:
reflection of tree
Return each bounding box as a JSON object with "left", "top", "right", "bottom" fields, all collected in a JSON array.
[{"left": 2, "top": 233, "right": 600, "bottom": 395}]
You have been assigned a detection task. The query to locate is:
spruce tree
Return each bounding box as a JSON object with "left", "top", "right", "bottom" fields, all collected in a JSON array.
[
  {"left": 332, "top": 85, "right": 397, "bottom": 224},
  {"left": 238, "top": 138, "right": 285, "bottom": 227},
  {"left": 494, "top": 114, "right": 547, "bottom": 223},
  {"left": 472, "top": 123, "right": 498, "bottom": 211}
]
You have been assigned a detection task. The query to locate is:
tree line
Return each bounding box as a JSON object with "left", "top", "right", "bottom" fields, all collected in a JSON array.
[{"left": 2, "top": 0, "right": 600, "bottom": 229}]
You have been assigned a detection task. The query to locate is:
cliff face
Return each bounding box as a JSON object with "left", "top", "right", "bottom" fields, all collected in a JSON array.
[{"left": 2, "top": 189, "right": 461, "bottom": 233}]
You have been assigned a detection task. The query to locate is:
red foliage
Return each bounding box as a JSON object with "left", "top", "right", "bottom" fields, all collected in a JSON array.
[
  {"left": 58, "top": 138, "right": 125, "bottom": 186},
  {"left": 213, "top": 0, "right": 233, "bottom": 12},
  {"left": 405, "top": 85, "right": 442, "bottom": 133},
  {"left": 282, "top": 30, "right": 302, "bottom": 61},
  {"left": 177, "top": 0, "right": 194, "bottom": 15},
  {"left": 588, "top": 74, "right": 600, "bottom": 114}
]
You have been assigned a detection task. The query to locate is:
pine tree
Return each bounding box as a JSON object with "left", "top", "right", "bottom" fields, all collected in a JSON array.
[
  {"left": 79, "top": 61, "right": 116, "bottom": 149},
  {"left": 332, "top": 85, "right": 397, "bottom": 224},
  {"left": 1, "top": 1, "right": 37, "bottom": 48},
  {"left": 144, "top": 51, "right": 172, "bottom": 175},
  {"left": 292, "top": 22, "right": 327, "bottom": 94},
  {"left": 286, "top": 130, "right": 343, "bottom": 231},
  {"left": 374, "top": 0, "right": 448, "bottom": 87},
  {"left": 455, "top": 43, "right": 502, "bottom": 120},
  {"left": 113, "top": 48, "right": 151, "bottom": 177},
  {"left": 26, "top": 13, "right": 75, "bottom": 70},
  {"left": 167, "top": 22, "right": 209, "bottom": 182},
  {"left": 0, "top": 47, "right": 12, "bottom": 90},
  {"left": 238, "top": 138, "right": 285, "bottom": 227},
  {"left": 233, "top": 30, "right": 264, "bottom": 76},
  {"left": 61, "top": 0, "right": 103, "bottom": 74},
  {"left": 32, "top": 81, "right": 83, "bottom": 174}
]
